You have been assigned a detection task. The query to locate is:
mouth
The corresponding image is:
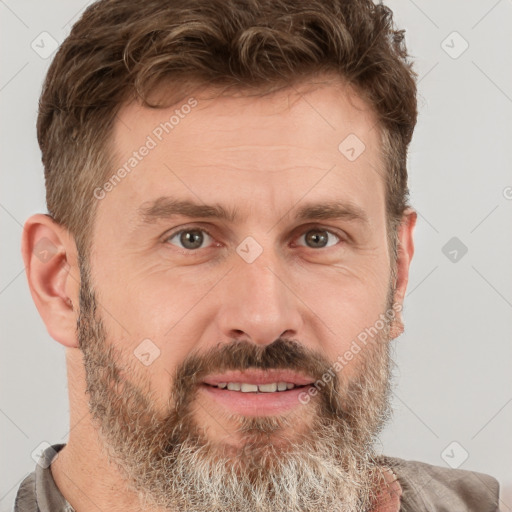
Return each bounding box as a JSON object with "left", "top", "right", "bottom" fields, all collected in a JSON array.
[{"left": 199, "top": 370, "right": 316, "bottom": 416}]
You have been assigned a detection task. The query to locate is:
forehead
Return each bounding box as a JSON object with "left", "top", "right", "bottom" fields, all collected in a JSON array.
[
  {"left": 116, "top": 79, "right": 380, "bottom": 157},
  {"left": 103, "top": 80, "right": 385, "bottom": 229}
]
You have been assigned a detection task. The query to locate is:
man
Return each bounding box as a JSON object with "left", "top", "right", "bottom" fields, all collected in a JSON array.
[{"left": 15, "top": 0, "right": 500, "bottom": 510}]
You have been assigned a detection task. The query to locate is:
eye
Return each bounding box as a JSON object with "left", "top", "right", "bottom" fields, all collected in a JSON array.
[
  {"left": 165, "top": 228, "right": 215, "bottom": 250},
  {"left": 296, "top": 228, "right": 341, "bottom": 249}
]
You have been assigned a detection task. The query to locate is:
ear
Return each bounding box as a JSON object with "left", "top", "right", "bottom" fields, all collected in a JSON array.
[
  {"left": 389, "top": 208, "right": 417, "bottom": 339},
  {"left": 21, "top": 214, "right": 80, "bottom": 347}
]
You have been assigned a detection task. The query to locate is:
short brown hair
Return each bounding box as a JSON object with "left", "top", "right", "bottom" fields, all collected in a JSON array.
[{"left": 37, "top": 0, "right": 417, "bottom": 257}]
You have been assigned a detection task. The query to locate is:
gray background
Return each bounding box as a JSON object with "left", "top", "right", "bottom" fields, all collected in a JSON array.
[{"left": 1, "top": 0, "right": 511, "bottom": 510}]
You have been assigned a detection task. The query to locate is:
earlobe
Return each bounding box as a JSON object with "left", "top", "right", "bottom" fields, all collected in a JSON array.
[
  {"left": 389, "top": 208, "right": 417, "bottom": 339},
  {"left": 21, "top": 214, "right": 80, "bottom": 348}
]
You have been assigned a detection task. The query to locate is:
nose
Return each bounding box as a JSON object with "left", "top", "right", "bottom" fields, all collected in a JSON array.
[{"left": 215, "top": 252, "right": 304, "bottom": 346}]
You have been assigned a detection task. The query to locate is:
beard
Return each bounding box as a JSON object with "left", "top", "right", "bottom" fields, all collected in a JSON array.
[{"left": 77, "top": 261, "right": 396, "bottom": 512}]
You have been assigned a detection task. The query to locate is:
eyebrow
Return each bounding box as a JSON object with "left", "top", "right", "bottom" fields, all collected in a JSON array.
[
  {"left": 295, "top": 201, "right": 369, "bottom": 225},
  {"left": 138, "top": 197, "right": 240, "bottom": 223},
  {"left": 138, "top": 196, "right": 369, "bottom": 226}
]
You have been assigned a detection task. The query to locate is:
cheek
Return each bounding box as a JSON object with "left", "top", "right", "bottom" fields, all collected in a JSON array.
[
  {"left": 297, "top": 263, "right": 390, "bottom": 354},
  {"left": 119, "top": 339, "right": 181, "bottom": 417},
  {"left": 95, "top": 258, "right": 206, "bottom": 335},
  {"left": 86, "top": 284, "right": 184, "bottom": 414}
]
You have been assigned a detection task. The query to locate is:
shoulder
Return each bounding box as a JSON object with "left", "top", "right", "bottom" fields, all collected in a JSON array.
[{"left": 377, "top": 455, "right": 500, "bottom": 512}]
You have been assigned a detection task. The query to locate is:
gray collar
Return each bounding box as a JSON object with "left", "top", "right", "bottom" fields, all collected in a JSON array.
[
  {"left": 15, "top": 443, "right": 500, "bottom": 512},
  {"left": 15, "top": 443, "right": 74, "bottom": 512}
]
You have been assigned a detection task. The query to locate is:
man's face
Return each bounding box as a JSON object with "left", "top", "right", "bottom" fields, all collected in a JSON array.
[{"left": 80, "top": 79, "right": 400, "bottom": 511}]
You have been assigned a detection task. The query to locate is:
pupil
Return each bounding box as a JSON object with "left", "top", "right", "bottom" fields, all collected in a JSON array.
[
  {"left": 181, "top": 230, "right": 203, "bottom": 249},
  {"left": 306, "top": 230, "right": 327, "bottom": 248}
]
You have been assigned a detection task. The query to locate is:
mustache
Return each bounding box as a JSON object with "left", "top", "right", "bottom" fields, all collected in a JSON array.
[
  {"left": 172, "top": 338, "right": 341, "bottom": 415},
  {"left": 176, "top": 338, "right": 331, "bottom": 382}
]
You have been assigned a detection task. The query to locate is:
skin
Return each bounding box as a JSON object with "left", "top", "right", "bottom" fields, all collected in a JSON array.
[{"left": 22, "top": 77, "right": 416, "bottom": 511}]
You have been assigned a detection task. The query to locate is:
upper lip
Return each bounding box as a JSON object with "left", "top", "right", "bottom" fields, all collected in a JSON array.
[{"left": 202, "top": 369, "right": 315, "bottom": 386}]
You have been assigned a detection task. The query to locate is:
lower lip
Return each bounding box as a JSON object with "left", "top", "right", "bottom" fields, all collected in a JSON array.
[{"left": 199, "top": 384, "right": 313, "bottom": 416}]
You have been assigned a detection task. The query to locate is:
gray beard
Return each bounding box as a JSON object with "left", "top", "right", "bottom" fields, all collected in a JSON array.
[{"left": 77, "top": 264, "right": 394, "bottom": 512}]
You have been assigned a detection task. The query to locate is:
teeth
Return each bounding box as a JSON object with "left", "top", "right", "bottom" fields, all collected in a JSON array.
[
  {"left": 217, "top": 382, "right": 297, "bottom": 393},
  {"left": 258, "top": 383, "right": 277, "bottom": 393},
  {"left": 241, "top": 383, "right": 259, "bottom": 393}
]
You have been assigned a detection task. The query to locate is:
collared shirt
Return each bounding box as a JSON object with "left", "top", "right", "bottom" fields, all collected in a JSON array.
[{"left": 14, "top": 443, "right": 500, "bottom": 511}]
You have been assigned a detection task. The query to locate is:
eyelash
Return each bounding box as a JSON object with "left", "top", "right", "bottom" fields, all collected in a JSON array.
[{"left": 163, "top": 225, "right": 344, "bottom": 252}]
